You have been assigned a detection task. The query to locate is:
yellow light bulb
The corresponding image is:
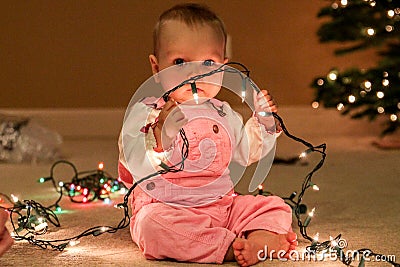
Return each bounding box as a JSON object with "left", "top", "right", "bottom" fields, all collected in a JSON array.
[{"left": 98, "top": 162, "right": 104, "bottom": 170}]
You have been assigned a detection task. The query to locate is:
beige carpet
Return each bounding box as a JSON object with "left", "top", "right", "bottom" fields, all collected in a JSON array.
[{"left": 0, "top": 107, "right": 399, "bottom": 266}]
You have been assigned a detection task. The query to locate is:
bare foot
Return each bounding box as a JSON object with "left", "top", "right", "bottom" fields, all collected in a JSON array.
[{"left": 232, "top": 231, "right": 297, "bottom": 267}]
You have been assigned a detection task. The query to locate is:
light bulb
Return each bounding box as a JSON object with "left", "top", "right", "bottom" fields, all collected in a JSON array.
[
  {"left": 390, "top": 114, "right": 398, "bottom": 122},
  {"left": 363, "top": 80, "right": 372, "bottom": 90},
  {"left": 69, "top": 240, "right": 80, "bottom": 246},
  {"left": 387, "top": 10, "right": 395, "bottom": 18},
  {"left": 337, "top": 103, "right": 344, "bottom": 111},
  {"left": 191, "top": 83, "right": 199, "bottom": 104},
  {"left": 313, "top": 233, "right": 319, "bottom": 242},
  {"left": 382, "top": 79, "right": 389, "bottom": 86},
  {"left": 98, "top": 162, "right": 104, "bottom": 170},
  {"left": 241, "top": 90, "right": 246, "bottom": 103},
  {"left": 309, "top": 207, "right": 316, "bottom": 217},
  {"left": 366, "top": 28, "right": 375, "bottom": 36},
  {"left": 327, "top": 71, "right": 338, "bottom": 81},
  {"left": 386, "top": 25, "right": 394, "bottom": 32},
  {"left": 377, "top": 107, "right": 385, "bottom": 114},
  {"left": 377, "top": 91, "right": 384, "bottom": 99},
  {"left": 348, "top": 95, "right": 356, "bottom": 103},
  {"left": 312, "top": 101, "right": 319, "bottom": 109},
  {"left": 11, "top": 194, "right": 18, "bottom": 203}
]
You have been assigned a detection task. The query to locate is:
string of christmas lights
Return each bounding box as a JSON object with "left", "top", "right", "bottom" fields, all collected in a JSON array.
[{"left": 1, "top": 62, "right": 398, "bottom": 266}]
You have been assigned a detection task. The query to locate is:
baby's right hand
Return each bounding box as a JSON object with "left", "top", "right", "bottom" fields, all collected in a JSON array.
[{"left": 155, "top": 99, "right": 188, "bottom": 150}]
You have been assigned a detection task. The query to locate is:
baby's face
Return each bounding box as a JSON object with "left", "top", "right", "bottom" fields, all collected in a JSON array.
[{"left": 150, "top": 20, "right": 227, "bottom": 104}]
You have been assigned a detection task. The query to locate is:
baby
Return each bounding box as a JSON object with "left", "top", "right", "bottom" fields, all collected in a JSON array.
[
  {"left": 118, "top": 3, "right": 297, "bottom": 266},
  {"left": 0, "top": 209, "right": 13, "bottom": 257}
]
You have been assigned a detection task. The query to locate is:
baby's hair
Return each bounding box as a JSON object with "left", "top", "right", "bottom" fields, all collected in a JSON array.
[{"left": 153, "top": 3, "right": 227, "bottom": 57}]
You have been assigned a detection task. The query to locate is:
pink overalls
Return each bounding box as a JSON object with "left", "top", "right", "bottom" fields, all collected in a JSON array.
[{"left": 118, "top": 98, "right": 293, "bottom": 263}]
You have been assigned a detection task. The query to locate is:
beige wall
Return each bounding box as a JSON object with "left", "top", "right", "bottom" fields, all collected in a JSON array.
[{"left": 0, "top": 0, "right": 378, "bottom": 108}]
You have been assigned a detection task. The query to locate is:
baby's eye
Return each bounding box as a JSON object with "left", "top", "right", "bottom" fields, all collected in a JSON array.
[
  {"left": 203, "top": 60, "right": 215, "bottom": 67},
  {"left": 174, "top": 58, "right": 185, "bottom": 66}
]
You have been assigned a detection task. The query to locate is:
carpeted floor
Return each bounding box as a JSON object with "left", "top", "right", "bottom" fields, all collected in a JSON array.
[{"left": 1, "top": 107, "right": 399, "bottom": 266}]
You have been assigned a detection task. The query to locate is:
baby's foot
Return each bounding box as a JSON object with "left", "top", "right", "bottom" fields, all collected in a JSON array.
[
  {"left": 232, "top": 238, "right": 259, "bottom": 267},
  {"left": 249, "top": 230, "right": 297, "bottom": 259},
  {"left": 232, "top": 231, "right": 297, "bottom": 266}
]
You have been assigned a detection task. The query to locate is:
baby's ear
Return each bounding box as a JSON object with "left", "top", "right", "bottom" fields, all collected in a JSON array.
[{"left": 149, "top": 55, "right": 160, "bottom": 83}]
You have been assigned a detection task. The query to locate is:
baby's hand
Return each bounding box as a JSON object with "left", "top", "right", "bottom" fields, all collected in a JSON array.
[
  {"left": 0, "top": 209, "right": 13, "bottom": 256},
  {"left": 154, "top": 99, "right": 188, "bottom": 150},
  {"left": 253, "top": 90, "right": 281, "bottom": 132}
]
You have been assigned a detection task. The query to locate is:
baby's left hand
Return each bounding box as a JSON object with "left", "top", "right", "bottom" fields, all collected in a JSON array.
[
  {"left": 253, "top": 90, "right": 281, "bottom": 132},
  {"left": 254, "top": 90, "right": 278, "bottom": 113}
]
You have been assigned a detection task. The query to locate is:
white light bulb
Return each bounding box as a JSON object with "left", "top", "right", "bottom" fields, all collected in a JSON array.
[
  {"left": 337, "top": 103, "right": 344, "bottom": 111},
  {"left": 327, "top": 72, "right": 337, "bottom": 81},
  {"left": 58, "top": 181, "right": 64, "bottom": 187},
  {"left": 312, "top": 101, "right": 319, "bottom": 109},
  {"left": 377, "top": 91, "right": 384, "bottom": 99},
  {"left": 348, "top": 95, "right": 356, "bottom": 103},
  {"left": 363, "top": 80, "right": 372, "bottom": 90},
  {"left": 377, "top": 107, "right": 385, "bottom": 114},
  {"left": 193, "top": 93, "right": 199, "bottom": 104},
  {"left": 390, "top": 114, "right": 398, "bottom": 122},
  {"left": 382, "top": 79, "right": 389, "bottom": 86},
  {"left": 317, "top": 79, "right": 324, "bottom": 86},
  {"left": 313, "top": 233, "right": 320, "bottom": 242},
  {"left": 11, "top": 194, "right": 18, "bottom": 203},
  {"left": 366, "top": 28, "right": 375, "bottom": 36},
  {"left": 386, "top": 25, "right": 394, "bottom": 32},
  {"left": 309, "top": 207, "right": 316, "bottom": 217},
  {"left": 340, "top": 0, "right": 347, "bottom": 6},
  {"left": 69, "top": 240, "right": 80, "bottom": 246},
  {"left": 388, "top": 10, "right": 395, "bottom": 18},
  {"left": 312, "top": 184, "right": 320, "bottom": 191}
]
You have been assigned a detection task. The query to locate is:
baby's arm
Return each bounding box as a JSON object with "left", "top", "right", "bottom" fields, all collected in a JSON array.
[
  {"left": 119, "top": 98, "right": 188, "bottom": 184},
  {"left": 118, "top": 101, "right": 166, "bottom": 182},
  {"left": 228, "top": 90, "right": 280, "bottom": 166}
]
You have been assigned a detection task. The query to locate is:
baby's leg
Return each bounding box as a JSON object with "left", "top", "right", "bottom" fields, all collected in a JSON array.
[
  {"left": 132, "top": 202, "right": 236, "bottom": 264},
  {"left": 232, "top": 230, "right": 297, "bottom": 267}
]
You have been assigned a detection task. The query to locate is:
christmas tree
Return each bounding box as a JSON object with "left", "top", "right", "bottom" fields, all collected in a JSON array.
[{"left": 311, "top": 0, "right": 400, "bottom": 135}]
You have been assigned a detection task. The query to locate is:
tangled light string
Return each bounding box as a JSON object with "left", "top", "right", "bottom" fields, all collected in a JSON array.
[{"left": 1, "top": 62, "right": 398, "bottom": 266}]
